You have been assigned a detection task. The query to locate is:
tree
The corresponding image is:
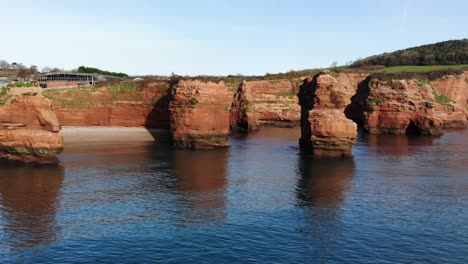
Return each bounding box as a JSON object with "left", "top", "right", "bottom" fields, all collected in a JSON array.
[
  {"left": 17, "top": 63, "right": 27, "bottom": 70},
  {"left": 41, "top": 66, "right": 51, "bottom": 73},
  {"left": 17, "top": 67, "right": 29, "bottom": 79},
  {"left": 11, "top": 62, "right": 18, "bottom": 69},
  {"left": 0, "top": 60, "right": 10, "bottom": 69},
  {"left": 351, "top": 39, "right": 468, "bottom": 67},
  {"left": 330, "top": 61, "right": 338, "bottom": 68},
  {"left": 29, "top": 65, "right": 38, "bottom": 73}
]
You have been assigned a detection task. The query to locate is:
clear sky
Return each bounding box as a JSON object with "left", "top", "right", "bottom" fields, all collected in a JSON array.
[{"left": 0, "top": 0, "right": 466, "bottom": 76}]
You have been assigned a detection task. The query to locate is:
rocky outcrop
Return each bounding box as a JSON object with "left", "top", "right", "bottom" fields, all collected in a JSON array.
[
  {"left": 44, "top": 80, "right": 171, "bottom": 128},
  {"left": 230, "top": 80, "right": 301, "bottom": 133},
  {"left": 169, "top": 80, "right": 231, "bottom": 149},
  {"left": 299, "top": 73, "right": 364, "bottom": 157},
  {"left": 309, "top": 110, "right": 358, "bottom": 157},
  {"left": 347, "top": 71, "right": 468, "bottom": 135},
  {"left": 0, "top": 87, "right": 63, "bottom": 163}
]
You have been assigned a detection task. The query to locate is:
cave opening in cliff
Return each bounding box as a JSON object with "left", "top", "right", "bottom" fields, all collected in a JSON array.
[{"left": 405, "top": 121, "right": 422, "bottom": 136}]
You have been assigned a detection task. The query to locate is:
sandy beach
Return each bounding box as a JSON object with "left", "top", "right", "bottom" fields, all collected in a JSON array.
[{"left": 62, "top": 126, "right": 171, "bottom": 145}]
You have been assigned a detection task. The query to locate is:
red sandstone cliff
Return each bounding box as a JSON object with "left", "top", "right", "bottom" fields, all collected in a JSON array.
[
  {"left": 40, "top": 71, "right": 468, "bottom": 152},
  {"left": 347, "top": 71, "right": 468, "bottom": 135},
  {"left": 230, "top": 80, "right": 301, "bottom": 133},
  {"left": 44, "top": 80, "right": 170, "bottom": 128},
  {"left": 0, "top": 87, "right": 63, "bottom": 163},
  {"left": 169, "top": 79, "right": 231, "bottom": 149}
]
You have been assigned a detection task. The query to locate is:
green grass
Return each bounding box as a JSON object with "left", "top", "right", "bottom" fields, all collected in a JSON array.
[
  {"left": 267, "top": 79, "right": 282, "bottom": 84},
  {"left": 44, "top": 82, "right": 147, "bottom": 107},
  {"left": 224, "top": 78, "right": 242, "bottom": 92},
  {"left": 319, "top": 69, "right": 339, "bottom": 78},
  {"left": 189, "top": 98, "right": 198, "bottom": 105},
  {"left": 0, "top": 87, "right": 10, "bottom": 95},
  {"left": 108, "top": 82, "right": 141, "bottom": 102},
  {"left": 433, "top": 92, "right": 452, "bottom": 107},
  {"left": 367, "top": 98, "right": 383, "bottom": 106},
  {"left": 66, "top": 88, "right": 92, "bottom": 97},
  {"left": 277, "top": 91, "right": 295, "bottom": 98},
  {"left": 417, "top": 79, "right": 433, "bottom": 87},
  {"left": 0, "top": 94, "right": 13, "bottom": 105},
  {"left": 379, "top": 64, "right": 468, "bottom": 73},
  {"left": 194, "top": 136, "right": 226, "bottom": 143},
  {"left": 7, "top": 82, "right": 38, "bottom": 88}
]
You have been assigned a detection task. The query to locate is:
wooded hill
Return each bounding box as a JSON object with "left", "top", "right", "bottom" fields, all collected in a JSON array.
[{"left": 351, "top": 39, "right": 468, "bottom": 68}]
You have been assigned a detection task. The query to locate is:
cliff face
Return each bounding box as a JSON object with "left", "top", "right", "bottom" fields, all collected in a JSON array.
[
  {"left": 230, "top": 80, "right": 301, "bottom": 133},
  {"left": 299, "top": 73, "right": 364, "bottom": 157},
  {"left": 432, "top": 72, "right": 468, "bottom": 106},
  {"left": 347, "top": 71, "right": 468, "bottom": 135},
  {"left": 44, "top": 80, "right": 170, "bottom": 128},
  {"left": 169, "top": 80, "right": 231, "bottom": 149},
  {"left": 0, "top": 87, "right": 63, "bottom": 163}
]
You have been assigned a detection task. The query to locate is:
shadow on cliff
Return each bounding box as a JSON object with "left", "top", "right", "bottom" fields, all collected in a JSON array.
[
  {"left": 144, "top": 87, "right": 172, "bottom": 144},
  {"left": 297, "top": 77, "right": 317, "bottom": 152},
  {"left": 0, "top": 163, "right": 64, "bottom": 248},
  {"left": 344, "top": 76, "right": 371, "bottom": 127}
]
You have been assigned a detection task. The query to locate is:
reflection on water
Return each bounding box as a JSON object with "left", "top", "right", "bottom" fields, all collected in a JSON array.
[
  {"left": 296, "top": 157, "right": 354, "bottom": 207},
  {"left": 172, "top": 149, "right": 228, "bottom": 226},
  {"left": 0, "top": 164, "right": 63, "bottom": 249},
  {"left": 295, "top": 157, "right": 354, "bottom": 258},
  {"left": 0, "top": 128, "right": 467, "bottom": 263},
  {"left": 365, "top": 133, "right": 435, "bottom": 156}
]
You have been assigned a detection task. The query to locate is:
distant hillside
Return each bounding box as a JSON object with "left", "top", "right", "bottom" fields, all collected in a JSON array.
[{"left": 351, "top": 39, "right": 468, "bottom": 68}]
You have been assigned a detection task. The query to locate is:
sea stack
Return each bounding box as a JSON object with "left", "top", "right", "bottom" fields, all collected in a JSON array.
[
  {"left": 299, "top": 72, "right": 358, "bottom": 157},
  {"left": 0, "top": 87, "right": 64, "bottom": 163},
  {"left": 169, "top": 79, "right": 231, "bottom": 149}
]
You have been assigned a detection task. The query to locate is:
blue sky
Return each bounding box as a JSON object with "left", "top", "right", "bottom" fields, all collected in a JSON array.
[{"left": 0, "top": 0, "right": 466, "bottom": 76}]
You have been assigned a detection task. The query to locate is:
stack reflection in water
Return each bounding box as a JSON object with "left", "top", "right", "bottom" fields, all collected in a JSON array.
[
  {"left": 296, "top": 157, "right": 354, "bottom": 207},
  {"left": 172, "top": 149, "right": 228, "bottom": 226},
  {"left": 0, "top": 164, "right": 64, "bottom": 248}
]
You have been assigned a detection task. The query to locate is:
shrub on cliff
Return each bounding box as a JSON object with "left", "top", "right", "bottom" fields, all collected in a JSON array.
[{"left": 433, "top": 92, "right": 452, "bottom": 107}]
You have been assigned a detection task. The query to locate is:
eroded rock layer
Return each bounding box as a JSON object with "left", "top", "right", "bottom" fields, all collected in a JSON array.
[
  {"left": 347, "top": 71, "right": 468, "bottom": 135},
  {"left": 0, "top": 87, "right": 63, "bottom": 163},
  {"left": 169, "top": 80, "right": 231, "bottom": 149},
  {"left": 230, "top": 80, "right": 301, "bottom": 133}
]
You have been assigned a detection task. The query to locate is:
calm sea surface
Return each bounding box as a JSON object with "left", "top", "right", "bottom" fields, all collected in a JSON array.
[{"left": 0, "top": 128, "right": 467, "bottom": 263}]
